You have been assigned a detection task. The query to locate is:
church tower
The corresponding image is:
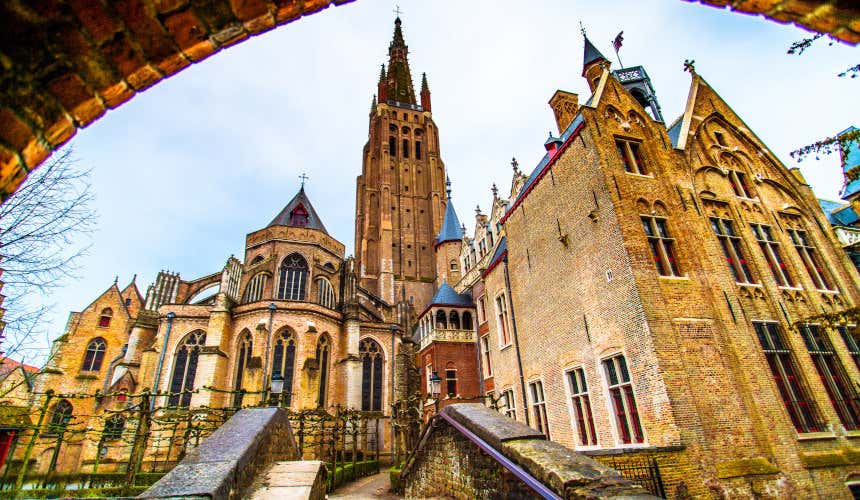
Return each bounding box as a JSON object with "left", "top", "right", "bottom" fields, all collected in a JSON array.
[{"left": 355, "top": 17, "right": 448, "bottom": 310}]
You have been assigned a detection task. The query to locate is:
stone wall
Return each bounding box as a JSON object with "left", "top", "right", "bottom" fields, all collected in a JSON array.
[
  {"left": 140, "top": 407, "right": 298, "bottom": 500},
  {"left": 401, "top": 403, "right": 657, "bottom": 499}
]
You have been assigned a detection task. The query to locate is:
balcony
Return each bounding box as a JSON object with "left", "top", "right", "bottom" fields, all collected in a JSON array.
[
  {"left": 834, "top": 226, "right": 860, "bottom": 247},
  {"left": 419, "top": 328, "right": 475, "bottom": 351}
]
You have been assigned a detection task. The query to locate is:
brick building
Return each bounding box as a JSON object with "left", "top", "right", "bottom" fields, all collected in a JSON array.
[
  {"left": 453, "top": 35, "right": 860, "bottom": 497},
  {"left": 6, "top": 17, "right": 453, "bottom": 475}
]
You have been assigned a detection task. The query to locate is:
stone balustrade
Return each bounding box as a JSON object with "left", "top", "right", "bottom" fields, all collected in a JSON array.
[{"left": 419, "top": 328, "right": 475, "bottom": 350}]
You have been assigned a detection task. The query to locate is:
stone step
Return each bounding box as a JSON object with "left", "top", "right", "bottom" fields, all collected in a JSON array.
[{"left": 248, "top": 460, "right": 327, "bottom": 500}]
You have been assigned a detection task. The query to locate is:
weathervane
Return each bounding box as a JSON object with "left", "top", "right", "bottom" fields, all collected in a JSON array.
[
  {"left": 683, "top": 59, "right": 696, "bottom": 74},
  {"left": 579, "top": 20, "right": 586, "bottom": 37},
  {"left": 299, "top": 172, "right": 309, "bottom": 187}
]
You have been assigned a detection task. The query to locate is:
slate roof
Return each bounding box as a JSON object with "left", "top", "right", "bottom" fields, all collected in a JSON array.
[
  {"left": 819, "top": 198, "right": 859, "bottom": 227},
  {"left": 487, "top": 237, "right": 507, "bottom": 271},
  {"left": 583, "top": 36, "right": 606, "bottom": 68},
  {"left": 428, "top": 283, "right": 474, "bottom": 308},
  {"left": 666, "top": 116, "right": 683, "bottom": 148},
  {"left": 437, "top": 200, "right": 464, "bottom": 244},
  {"left": 268, "top": 187, "right": 329, "bottom": 234}
]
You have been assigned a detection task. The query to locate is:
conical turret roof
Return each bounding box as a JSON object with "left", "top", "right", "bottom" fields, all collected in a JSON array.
[
  {"left": 583, "top": 35, "right": 606, "bottom": 69},
  {"left": 268, "top": 186, "right": 329, "bottom": 234},
  {"left": 436, "top": 179, "right": 463, "bottom": 245}
]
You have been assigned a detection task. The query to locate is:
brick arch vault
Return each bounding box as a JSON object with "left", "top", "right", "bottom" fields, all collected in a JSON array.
[{"left": 0, "top": 0, "right": 857, "bottom": 201}]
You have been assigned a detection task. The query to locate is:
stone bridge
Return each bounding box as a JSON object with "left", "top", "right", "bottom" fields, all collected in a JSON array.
[
  {"left": 142, "top": 403, "right": 658, "bottom": 499},
  {"left": 0, "top": 0, "right": 858, "bottom": 201}
]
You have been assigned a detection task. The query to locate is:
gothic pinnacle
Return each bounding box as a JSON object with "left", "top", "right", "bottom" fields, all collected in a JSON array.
[
  {"left": 492, "top": 183, "right": 499, "bottom": 198},
  {"left": 421, "top": 72, "right": 429, "bottom": 92},
  {"left": 446, "top": 176, "right": 452, "bottom": 198}
]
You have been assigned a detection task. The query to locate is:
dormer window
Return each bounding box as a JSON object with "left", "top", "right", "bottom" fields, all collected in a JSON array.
[{"left": 290, "top": 204, "right": 309, "bottom": 227}]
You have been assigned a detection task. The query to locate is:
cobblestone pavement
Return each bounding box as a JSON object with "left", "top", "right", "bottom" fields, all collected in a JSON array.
[{"left": 327, "top": 472, "right": 402, "bottom": 499}]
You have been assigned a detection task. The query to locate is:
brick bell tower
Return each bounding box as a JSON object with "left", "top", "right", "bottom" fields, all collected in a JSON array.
[{"left": 355, "top": 17, "right": 448, "bottom": 311}]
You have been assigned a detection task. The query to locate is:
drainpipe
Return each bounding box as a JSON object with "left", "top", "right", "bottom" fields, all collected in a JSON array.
[
  {"left": 262, "top": 303, "right": 276, "bottom": 402},
  {"left": 102, "top": 344, "right": 128, "bottom": 396},
  {"left": 152, "top": 312, "right": 175, "bottom": 408},
  {"left": 503, "top": 256, "right": 529, "bottom": 426},
  {"left": 390, "top": 324, "right": 399, "bottom": 458}
]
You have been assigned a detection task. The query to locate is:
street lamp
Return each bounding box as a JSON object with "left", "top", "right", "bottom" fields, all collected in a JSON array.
[
  {"left": 429, "top": 371, "right": 442, "bottom": 414},
  {"left": 270, "top": 374, "right": 284, "bottom": 407}
]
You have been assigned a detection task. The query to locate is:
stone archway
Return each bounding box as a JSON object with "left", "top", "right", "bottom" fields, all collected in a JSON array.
[{"left": 0, "top": 0, "right": 857, "bottom": 200}]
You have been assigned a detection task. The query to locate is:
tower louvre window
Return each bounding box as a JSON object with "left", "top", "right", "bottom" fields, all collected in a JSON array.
[
  {"left": 753, "top": 321, "right": 824, "bottom": 433},
  {"left": 603, "top": 354, "right": 644, "bottom": 444},
  {"left": 615, "top": 139, "right": 647, "bottom": 175},
  {"left": 799, "top": 324, "right": 860, "bottom": 430},
  {"left": 751, "top": 224, "right": 794, "bottom": 287},
  {"left": 710, "top": 217, "right": 755, "bottom": 284},
  {"left": 415, "top": 142, "right": 422, "bottom": 159},
  {"left": 389, "top": 136, "right": 396, "bottom": 156},
  {"left": 641, "top": 216, "right": 681, "bottom": 277},
  {"left": 402, "top": 139, "right": 410, "bottom": 158}
]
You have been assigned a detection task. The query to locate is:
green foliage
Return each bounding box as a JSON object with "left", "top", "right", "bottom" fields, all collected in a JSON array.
[
  {"left": 329, "top": 460, "right": 380, "bottom": 490},
  {"left": 389, "top": 466, "right": 403, "bottom": 494}
]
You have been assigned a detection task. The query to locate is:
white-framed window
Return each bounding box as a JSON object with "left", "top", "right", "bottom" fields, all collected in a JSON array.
[
  {"left": 602, "top": 354, "right": 644, "bottom": 444},
  {"left": 495, "top": 293, "right": 511, "bottom": 347},
  {"left": 477, "top": 296, "right": 487, "bottom": 324},
  {"left": 787, "top": 228, "right": 834, "bottom": 291},
  {"left": 529, "top": 380, "right": 550, "bottom": 439},
  {"left": 316, "top": 277, "right": 336, "bottom": 309},
  {"left": 751, "top": 224, "right": 794, "bottom": 287},
  {"left": 566, "top": 367, "right": 597, "bottom": 446},
  {"left": 501, "top": 388, "right": 516, "bottom": 420},
  {"left": 245, "top": 273, "right": 268, "bottom": 303}
]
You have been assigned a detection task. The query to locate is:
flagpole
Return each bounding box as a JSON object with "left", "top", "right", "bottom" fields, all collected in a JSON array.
[
  {"left": 612, "top": 31, "right": 624, "bottom": 69},
  {"left": 614, "top": 47, "right": 623, "bottom": 69}
]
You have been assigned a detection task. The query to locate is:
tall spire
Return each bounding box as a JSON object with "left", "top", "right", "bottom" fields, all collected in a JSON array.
[
  {"left": 420, "top": 72, "right": 432, "bottom": 111},
  {"left": 437, "top": 181, "right": 463, "bottom": 245},
  {"left": 384, "top": 17, "right": 416, "bottom": 105}
]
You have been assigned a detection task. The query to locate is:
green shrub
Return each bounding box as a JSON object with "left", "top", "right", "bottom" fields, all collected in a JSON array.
[{"left": 389, "top": 466, "right": 402, "bottom": 494}]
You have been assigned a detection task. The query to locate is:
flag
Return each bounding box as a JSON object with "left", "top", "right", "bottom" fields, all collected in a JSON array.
[{"left": 612, "top": 31, "right": 624, "bottom": 52}]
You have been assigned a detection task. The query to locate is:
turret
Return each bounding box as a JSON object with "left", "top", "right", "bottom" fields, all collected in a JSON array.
[
  {"left": 582, "top": 35, "right": 608, "bottom": 91},
  {"left": 435, "top": 178, "right": 464, "bottom": 287}
]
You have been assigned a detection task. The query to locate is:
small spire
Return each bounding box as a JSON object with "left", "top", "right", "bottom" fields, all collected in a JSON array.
[
  {"left": 492, "top": 183, "right": 499, "bottom": 198},
  {"left": 511, "top": 157, "right": 519, "bottom": 173},
  {"left": 446, "top": 176, "right": 452, "bottom": 198},
  {"left": 131, "top": 274, "right": 137, "bottom": 283},
  {"left": 475, "top": 204, "right": 481, "bottom": 215},
  {"left": 461, "top": 223, "right": 467, "bottom": 233},
  {"left": 371, "top": 94, "right": 377, "bottom": 113},
  {"left": 378, "top": 64, "right": 386, "bottom": 83},
  {"left": 391, "top": 15, "right": 406, "bottom": 48},
  {"left": 114, "top": 275, "right": 118, "bottom": 285},
  {"left": 421, "top": 72, "right": 429, "bottom": 92}
]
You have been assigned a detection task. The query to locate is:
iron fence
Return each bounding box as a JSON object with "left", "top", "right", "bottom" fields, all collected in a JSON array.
[{"left": 602, "top": 456, "right": 665, "bottom": 498}]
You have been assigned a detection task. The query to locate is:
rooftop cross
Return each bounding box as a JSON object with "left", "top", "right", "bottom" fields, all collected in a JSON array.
[
  {"left": 684, "top": 59, "right": 696, "bottom": 74},
  {"left": 393, "top": 5, "right": 402, "bottom": 18},
  {"left": 299, "top": 172, "right": 309, "bottom": 187}
]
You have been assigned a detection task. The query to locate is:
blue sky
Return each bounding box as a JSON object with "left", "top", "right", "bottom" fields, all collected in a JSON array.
[{"left": 20, "top": 0, "right": 858, "bottom": 362}]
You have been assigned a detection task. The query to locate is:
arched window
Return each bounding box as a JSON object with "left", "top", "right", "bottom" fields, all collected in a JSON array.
[
  {"left": 316, "top": 335, "right": 330, "bottom": 408},
  {"left": 272, "top": 329, "right": 297, "bottom": 407},
  {"left": 245, "top": 273, "right": 268, "bottom": 303},
  {"left": 82, "top": 338, "right": 107, "bottom": 372},
  {"left": 168, "top": 331, "right": 206, "bottom": 407},
  {"left": 98, "top": 308, "right": 113, "bottom": 328},
  {"left": 48, "top": 399, "right": 73, "bottom": 434},
  {"left": 435, "top": 310, "right": 447, "bottom": 329},
  {"left": 415, "top": 141, "right": 422, "bottom": 160},
  {"left": 462, "top": 311, "right": 473, "bottom": 331},
  {"left": 389, "top": 136, "right": 396, "bottom": 156},
  {"left": 360, "top": 338, "right": 384, "bottom": 412},
  {"left": 316, "top": 278, "right": 336, "bottom": 309},
  {"left": 290, "top": 204, "right": 309, "bottom": 227},
  {"left": 450, "top": 310, "right": 461, "bottom": 329},
  {"left": 103, "top": 414, "right": 125, "bottom": 441},
  {"left": 233, "top": 331, "right": 253, "bottom": 407},
  {"left": 278, "top": 253, "right": 308, "bottom": 301}
]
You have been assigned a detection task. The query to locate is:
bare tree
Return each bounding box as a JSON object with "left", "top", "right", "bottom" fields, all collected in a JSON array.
[{"left": 0, "top": 148, "right": 96, "bottom": 380}]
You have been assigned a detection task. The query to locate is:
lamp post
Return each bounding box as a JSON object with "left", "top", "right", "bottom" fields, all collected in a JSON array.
[
  {"left": 270, "top": 374, "right": 284, "bottom": 407},
  {"left": 429, "top": 372, "right": 442, "bottom": 415}
]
